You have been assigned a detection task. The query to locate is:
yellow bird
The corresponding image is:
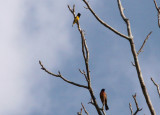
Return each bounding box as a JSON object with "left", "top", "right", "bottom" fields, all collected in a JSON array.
[{"left": 72, "top": 13, "right": 81, "bottom": 27}]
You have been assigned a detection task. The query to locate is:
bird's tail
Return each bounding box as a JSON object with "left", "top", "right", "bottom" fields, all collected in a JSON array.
[{"left": 105, "top": 103, "right": 109, "bottom": 110}]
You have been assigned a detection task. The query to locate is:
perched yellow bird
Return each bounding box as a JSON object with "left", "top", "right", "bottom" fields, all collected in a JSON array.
[{"left": 72, "top": 13, "right": 81, "bottom": 27}]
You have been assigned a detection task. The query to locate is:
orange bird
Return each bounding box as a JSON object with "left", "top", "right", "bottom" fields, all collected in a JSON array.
[{"left": 100, "top": 89, "right": 109, "bottom": 110}]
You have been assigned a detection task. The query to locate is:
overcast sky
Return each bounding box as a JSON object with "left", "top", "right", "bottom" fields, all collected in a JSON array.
[{"left": 0, "top": 0, "right": 160, "bottom": 115}]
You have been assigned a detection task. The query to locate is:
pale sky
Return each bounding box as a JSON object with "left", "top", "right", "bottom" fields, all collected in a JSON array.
[{"left": 0, "top": 0, "right": 160, "bottom": 115}]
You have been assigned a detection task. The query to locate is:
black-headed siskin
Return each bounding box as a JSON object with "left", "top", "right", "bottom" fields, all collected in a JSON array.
[{"left": 72, "top": 13, "right": 81, "bottom": 27}]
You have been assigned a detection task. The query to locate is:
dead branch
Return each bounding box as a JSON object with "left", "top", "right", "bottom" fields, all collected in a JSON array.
[
  {"left": 79, "top": 69, "right": 89, "bottom": 82},
  {"left": 117, "top": 0, "right": 133, "bottom": 38},
  {"left": 68, "top": 5, "right": 103, "bottom": 115},
  {"left": 99, "top": 108, "right": 106, "bottom": 115},
  {"left": 153, "top": 0, "right": 160, "bottom": 27},
  {"left": 39, "top": 60, "right": 88, "bottom": 89},
  {"left": 153, "top": 0, "right": 159, "bottom": 11},
  {"left": 77, "top": 108, "right": 82, "bottom": 115},
  {"left": 81, "top": 0, "right": 156, "bottom": 114},
  {"left": 82, "top": 0, "right": 130, "bottom": 40},
  {"left": 159, "top": 12, "right": 160, "bottom": 28},
  {"left": 129, "top": 94, "right": 142, "bottom": 115},
  {"left": 117, "top": 0, "right": 156, "bottom": 114},
  {"left": 132, "top": 94, "right": 143, "bottom": 115},
  {"left": 81, "top": 103, "right": 89, "bottom": 115},
  {"left": 151, "top": 77, "right": 160, "bottom": 98},
  {"left": 129, "top": 103, "right": 133, "bottom": 115},
  {"left": 137, "top": 31, "right": 152, "bottom": 56},
  {"left": 131, "top": 61, "right": 136, "bottom": 67},
  {"left": 88, "top": 98, "right": 94, "bottom": 105}
]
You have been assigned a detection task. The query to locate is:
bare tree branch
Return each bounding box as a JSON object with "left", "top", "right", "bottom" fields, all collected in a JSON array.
[
  {"left": 99, "top": 108, "right": 106, "bottom": 115},
  {"left": 77, "top": 108, "right": 83, "bottom": 115},
  {"left": 137, "top": 31, "right": 152, "bottom": 55},
  {"left": 117, "top": 0, "right": 133, "bottom": 38},
  {"left": 68, "top": 5, "right": 103, "bottom": 115},
  {"left": 129, "top": 94, "right": 142, "bottom": 115},
  {"left": 132, "top": 94, "right": 143, "bottom": 115},
  {"left": 131, "top": 61, "right": 136, "bottom": 67},
  {"left": 153, "top": 0, "right": 159, "bottom": 11},
  {"left": 79, "top": 69, "right": 89, "bottom": 82},
  {"left": 82, "top": 0, "right": 156, "bottom": 114},
  {"left": 159, "top": 12, "right": 160, "bottom": 28},
  {"left": 129, "top": 103, "right": 133, "bottom": 115},
  {"left": 151, "top": 77, "right": 160, "bottom": 98},
  {"left": 82, "top": 0, "right": 130, "bottom": 40},
  {"left": 68, "top": 4, "right": 76, "bottom": 17},
  {"left": 101, "top": 110, "right": 106, "bottom": 115},
  {"left": 88, "top": 98, "right": 94, "bottom": 105},
  {"left": 153, "top": 0, "right": 160, "bottom": 27},
  {"left": 81, "top": 103, "right": 89, "bottom": 115},
  {"left": 117, "top": 0, "right": 156, "bottom": 114},
  {"left": 39, "top": 60, "right": 88, "bottom": 89}
]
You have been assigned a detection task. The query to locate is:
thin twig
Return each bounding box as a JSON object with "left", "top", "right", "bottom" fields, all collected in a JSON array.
[
  {"left": 83, "top": 6, "right": 89, "bottom": 9},
  {"left": 117, "top": 0, "right": 133, "bottom": 38},
  {"left": 81, "top": 103, "right": 89, "bottom": 115},
  {"left": 137, "top": 31, "right": 152, "bottom": 56},
  {"left": 153, "top": 0, "right": 159, "bottom": 11},
  {"left": 82, "top": 0, "right": 130, "bottom": 40},
  {"left": 39, "top": 60, "right": 88, "bottom": 89},
  {"left": 131, "top": 61, "right": 135, "bottom": 67},
  {"left": 153, "top": 0, "right": 160, "bottom": 27},
  {"left": 129, "top": 103, "right": 133, "bottom": 115},
  {"left": 158, "top": 11, "right": 160, "bottom": 28},
  {"left": 132, "top": 93, "right": 143, "bottom": 115},
  {"left": 77, "top": 108, "right": 82, "bottom": 115},
  {"left": 99, "top": 108, "right": 106, "bottom": 115},
  {"left": 79, "top": 69, "right": 89, "bottom": 82},
  {"left": 151, "top": 77, "right": 160, "bottom": 98},
  {"left": 88, "top": 98, "right": 94, "bottom": 105}
]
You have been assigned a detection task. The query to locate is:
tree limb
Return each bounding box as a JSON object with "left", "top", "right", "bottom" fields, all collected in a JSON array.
[
  {"left": 131, "top": 61, "right": 136, "bottom": 67},
  {"left": 117, "top": 0, "right": 133, "bottom": 38},
  {"left": 129, "top": 94, "right": 142, "bottom": 115},
  {"left": 79, "top": 69, "right": 89, "bottom": 82},
  {"left": 153, "top": 0, "right": 159, "bottom": 11},
  {"left": 137, "top": 31, "right": 152, "bottom": 56},
  {"left": 68, "top": 5, "right": 103, "bottom": 115},
  {"left": 81, "top": 103, "right": 89, "bottom": 115},
  {"left": 81, "top": 0, "right": 156, "bottom": 114},
  {"left": 153, "top": 0, "right": 160, "bottom": 27},
  {"left": 82, "top": 0, "right": 130, "bottom": 40},
  {"left": 77, "top": 108, "right": 82, "bottom": 115},
  {"left": 132, "top": 94, "right": 143, "bottom": 115},
  {"left": 39, "top": 60, "right": 88, "bottom": 89},
  {"left": 151, "top": 77, "right": 160, "bottom": 98},
  {"left": 158, "top": 11, "right": 160, "bottom": 28},
  {"left": 99, "top": 108, "right": 106, "bottom": 115},
  {"left": 117, "top": 0, "right": 156, "bottom": 114},
  {"left": 129, "top": 103, "right": 133, "bottom": 115}
]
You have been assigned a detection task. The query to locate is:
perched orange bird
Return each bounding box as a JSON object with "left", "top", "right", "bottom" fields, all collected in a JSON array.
[{"left": 100, "top": 89, "right": 109, "bottom": 110}]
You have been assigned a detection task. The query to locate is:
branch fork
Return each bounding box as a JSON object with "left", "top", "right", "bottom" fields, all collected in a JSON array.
[{"left": 129, "top": 93, "right": 142, "bottom": 115}]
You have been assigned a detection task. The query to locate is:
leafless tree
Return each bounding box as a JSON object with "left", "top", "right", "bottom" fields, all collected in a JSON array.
[
  {"left": 80, "top": 0, "right": 156, "bottom": 114},
  {"left": 39, "top": 0, "right": 160, "bottom": 114},
  {"left": 39, "top": 4, "right": 106, "bottom": 115}
]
